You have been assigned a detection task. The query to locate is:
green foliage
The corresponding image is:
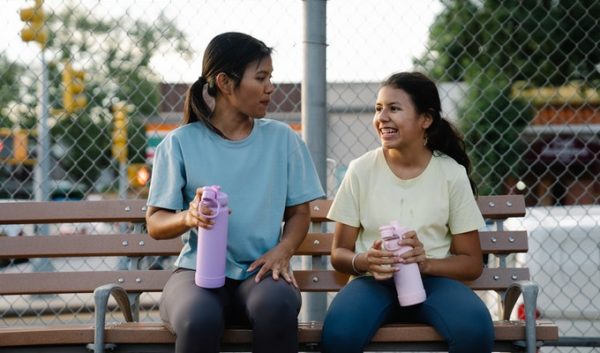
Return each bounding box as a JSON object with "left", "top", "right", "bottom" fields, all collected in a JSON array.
[
  {"left": 51, "top": 115, "right": 112, "bottom": 186},
  {"left": 41, "top": 3, "right": 191, "bottom": 189},
  {"left": 417, "top": 0, "right": 600, "bottom": 195},
  {"left": 0, "top": 54, "right": 25, "bottom": 128}
]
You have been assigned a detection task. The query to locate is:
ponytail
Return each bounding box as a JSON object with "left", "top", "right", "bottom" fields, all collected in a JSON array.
[
  {"left": 182, "top": 76, "right": 225, "bottom": 138},
  {"left": 426, "top": 117, "right": 477, "bottom": 195}
]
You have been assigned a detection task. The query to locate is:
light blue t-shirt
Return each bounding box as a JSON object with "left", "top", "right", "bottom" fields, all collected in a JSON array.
[{"left": 147, "top": 119, "right": 325, "bottom": 280}]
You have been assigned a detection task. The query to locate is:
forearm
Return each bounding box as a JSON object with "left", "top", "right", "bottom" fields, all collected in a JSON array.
[
  {"left": 146, "top": 208, "right": 191, "bottom": 240},
  {"left": 278, "top": 203, "right": 311, "bottom": 257},
  {"left": 421, "top": 254, "right": 483, "bottom": 281},
  {"left": 331, "top": 247, "right": 364, "bottom": 275}
]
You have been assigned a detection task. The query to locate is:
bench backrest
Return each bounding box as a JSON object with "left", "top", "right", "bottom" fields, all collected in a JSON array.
[{"left": 0, "top": 195, "right": 527, "bottom": 296}]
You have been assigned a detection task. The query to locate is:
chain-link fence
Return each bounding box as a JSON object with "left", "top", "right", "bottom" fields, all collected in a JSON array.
[{"left": 1, "top": 1, "right": 599, "bottom": 351}]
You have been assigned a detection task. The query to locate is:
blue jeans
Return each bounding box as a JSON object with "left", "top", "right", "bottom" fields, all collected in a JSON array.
[{"left": 321, "top": 276, "right": 494, "bottom": 353}]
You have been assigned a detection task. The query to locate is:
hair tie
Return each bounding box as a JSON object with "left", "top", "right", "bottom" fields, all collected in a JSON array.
[{"left": 198, "top": 76, "right": 207, "bottom": 85}]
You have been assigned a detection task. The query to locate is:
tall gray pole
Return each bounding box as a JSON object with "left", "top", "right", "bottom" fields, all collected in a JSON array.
[
  {"left": 34, "top": 50, "right": 50, "bottom": 203},
  {"left": 33, "top": 49, "right": 54, "bottom": 272},
  {"left": 301, "top": 0, "right": 328, "bottom": 323},
  {"left": 302, "top": 0, "right": 327, "bottom": 190}
]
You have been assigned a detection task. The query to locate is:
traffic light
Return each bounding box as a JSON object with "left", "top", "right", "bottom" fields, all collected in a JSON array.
[
  {"left": 112, "top": 103, "right": 128, "bottom": 163},
  {"left": 127, "top": 163, "right": 150, "bottom": 188},
  {"left": 62, "top": 63, "right": 87, "bottom": 113},
  {"left": 19, "top": 0, "right": 47, "bottom": 48},
  {"left": 0, "top": 128, "right": 35, "bottom": 165}
]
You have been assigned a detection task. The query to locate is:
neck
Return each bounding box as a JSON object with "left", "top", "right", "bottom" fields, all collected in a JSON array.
[
  {"left": 384, "top": 146, "right": 432, "bottom": 168},
  {"left": 211, "top": 101, "right": 254, "bottom": 140}
]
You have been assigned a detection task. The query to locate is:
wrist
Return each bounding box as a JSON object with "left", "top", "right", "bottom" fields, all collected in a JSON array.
[{"left": 351, "top": 252, "right": 366, "bottom": 275}]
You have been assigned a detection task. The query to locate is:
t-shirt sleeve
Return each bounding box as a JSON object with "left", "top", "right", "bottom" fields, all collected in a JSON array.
[
  {"left": 147, "top": 134, "right": 186, "bottom": 211},
  {"left": 327, "top": 160, "right": 361, "bottom": 228},
  {"left": 285, "top": 132, "right": 326, "bottom": 206},
  {"left": 447, "top": 167, "right": 485, "bottom": 234}
]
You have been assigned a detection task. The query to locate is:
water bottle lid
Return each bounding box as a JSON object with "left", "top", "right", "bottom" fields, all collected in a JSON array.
[{"left": 199, "top": 185, "right": 228, "bottom": 218}]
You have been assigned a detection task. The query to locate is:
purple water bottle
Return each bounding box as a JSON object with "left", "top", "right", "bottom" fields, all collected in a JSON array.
[
  {"left": 379, "top": 221, "right": 426, "bottom": 306},
  {"left": 195, "top": 185, "right": 229, "bottom": 288}
]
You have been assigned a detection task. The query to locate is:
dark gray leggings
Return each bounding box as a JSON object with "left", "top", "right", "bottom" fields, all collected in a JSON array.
[{"left": 160, "top": 269, "right": 301, "bottom": 353}]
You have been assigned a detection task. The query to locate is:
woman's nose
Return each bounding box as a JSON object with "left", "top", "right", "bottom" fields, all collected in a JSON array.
[
  {"left": 376, "top": 110, "right": 389, "bottom": 122},
  {"left": 265, "top": 80, "right": 275, "bottom": 93}
]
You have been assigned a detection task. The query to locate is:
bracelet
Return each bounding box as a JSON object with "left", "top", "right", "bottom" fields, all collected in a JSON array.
[{"left": 351, "top": 252, "right": 365, "bottom": 275}]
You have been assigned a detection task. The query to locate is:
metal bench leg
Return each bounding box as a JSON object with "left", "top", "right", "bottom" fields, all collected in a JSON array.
[
  {"left": 90, "top": 284, "right": 134, "bottom": 353},
  {"left": 504, "top": 280, "right": 539, "bottom": 353}
]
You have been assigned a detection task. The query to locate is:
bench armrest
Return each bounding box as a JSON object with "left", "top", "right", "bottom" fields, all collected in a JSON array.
[
  {"left": 503, "top": 280, "right": 539, "bottom": 353},
  {"left": 91, "top": 283, "right": 135, "bottom": 353}
]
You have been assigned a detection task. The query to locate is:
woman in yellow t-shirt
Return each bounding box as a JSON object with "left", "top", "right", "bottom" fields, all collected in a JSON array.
[{"left": 321, "top": 72, "right": 494, "bottom": 353}]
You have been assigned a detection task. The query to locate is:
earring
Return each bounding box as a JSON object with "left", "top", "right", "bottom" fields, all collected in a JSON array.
[{"left": 423, "top": 136, "right": 428, "bottom": 147}]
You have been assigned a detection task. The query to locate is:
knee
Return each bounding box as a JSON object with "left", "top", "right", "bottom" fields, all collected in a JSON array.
[
  {"left": 175, "top": 311, "right": 224, "bottom": 339},
  {"left": 249, "top": 294, "right": 298, "bottom": 328},
  {"left": 321, "top": 316, "right": 366, "bottom": 353},
  {"left": 446, "top": 315, "right": 494, "bottom": 353}
]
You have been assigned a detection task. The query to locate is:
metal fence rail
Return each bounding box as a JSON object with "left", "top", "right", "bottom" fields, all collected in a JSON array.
[{"left": 1, "top": 1, "right": 599, "bottom": 352}]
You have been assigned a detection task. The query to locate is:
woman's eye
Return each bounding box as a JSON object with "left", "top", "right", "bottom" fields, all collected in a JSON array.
[{"left": 375, "top": 106, "right": 382, "bottom": 112}]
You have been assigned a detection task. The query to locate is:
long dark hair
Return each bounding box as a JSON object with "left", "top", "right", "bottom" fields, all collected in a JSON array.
[
  {"left": 382, "top": 72, "right": 477, "bottom": 194},
  {"left": 182, "top": 32, "right": 272, "bottom": 136}
]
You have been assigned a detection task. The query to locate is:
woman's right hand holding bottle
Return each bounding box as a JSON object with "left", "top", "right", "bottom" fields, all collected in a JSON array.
[{"left": 185, "top": 187, "right": 215, "bottom": 230}]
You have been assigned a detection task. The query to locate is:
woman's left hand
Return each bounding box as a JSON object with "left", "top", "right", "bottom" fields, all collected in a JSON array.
[
  {"left": 247, "top": 245, "right": 297, "bottom": 287},
  {"left": 398, "top": 230, "right": 428, "bottom": 272}
]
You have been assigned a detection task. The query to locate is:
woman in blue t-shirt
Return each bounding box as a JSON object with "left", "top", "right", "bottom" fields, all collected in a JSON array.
[{"left": 146, "top": 32, "right": 324, "bottom": 353}]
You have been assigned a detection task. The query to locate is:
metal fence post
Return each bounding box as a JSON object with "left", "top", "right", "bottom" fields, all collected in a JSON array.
[{"left": 301, "top": 0, "right": 327, "bottom": 323}]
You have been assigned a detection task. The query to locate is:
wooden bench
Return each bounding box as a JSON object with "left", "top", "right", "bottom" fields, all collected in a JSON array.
[{"left": 0, "top": 195, "right": 558, "bottom": 353}]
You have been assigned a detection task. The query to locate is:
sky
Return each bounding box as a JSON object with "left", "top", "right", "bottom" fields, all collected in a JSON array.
[{"left": 2, "top": 0, "right": 442, "bottom": 83}]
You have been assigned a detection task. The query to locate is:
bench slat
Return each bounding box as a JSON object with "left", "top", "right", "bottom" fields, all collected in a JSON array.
[
  {"left": 0, "top": 230, "right": 528, "bottom": 259},
  {"left": 0, "top": 270, "right": 350, "bottom": 295},
  {"left": 0, "top": 267, "right": 529, "bottom": 295},
  {"left": 0, "top": 199, "right": 147, "bottom": 225},
  {"left": 0, "top": 196, "right": 525, "bottom": 225},
  {"left": 0, "top": 321, "right": 559, "bottom": 347},
  {"left": 0, "top": 234, "right": 182, "bottom": 258},
  {"left": 477, "top": 195, "right": 525, "bottom": 219},
  {"left": 479, "top": 231, "right": 528, "bottom": 253}
]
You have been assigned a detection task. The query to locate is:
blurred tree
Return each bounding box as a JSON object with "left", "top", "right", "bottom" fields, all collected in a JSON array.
[
  {"left": 416, "top": 0, "right": 600, "bottom": 194},
  {"left": 0, "top": 54, "right": 25, "bottom": 128},
  {"left": 43, "top": 3, "right": 191, "bottom": 187}
]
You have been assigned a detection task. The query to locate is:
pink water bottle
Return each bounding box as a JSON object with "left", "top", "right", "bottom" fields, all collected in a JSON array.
[
  {"left": 195, "top": 185, "right": 229, "bottom": 288},
  {"left": 379, "top": 221, "right": 426, "bottom": 306}
]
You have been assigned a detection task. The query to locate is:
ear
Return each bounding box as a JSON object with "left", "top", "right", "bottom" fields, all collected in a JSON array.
[
  {"left": 215, "top": 72, "right": 234, "bottom": 96},
  {"left": 420, "top": 112, "right": 433, "bottom": 130}
]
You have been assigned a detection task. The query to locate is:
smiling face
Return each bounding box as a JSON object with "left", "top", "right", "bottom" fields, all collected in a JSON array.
[
  {"left": 373, "top": 85, "right": 431, "bottom": 150},
  {"left": 231, "top": 56, "right": 274, "bottom": 118}
]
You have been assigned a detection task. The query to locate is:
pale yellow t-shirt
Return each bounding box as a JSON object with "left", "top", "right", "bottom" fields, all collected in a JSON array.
[{"left": 328, "top": 148, "right": 485, "bottom": 259}]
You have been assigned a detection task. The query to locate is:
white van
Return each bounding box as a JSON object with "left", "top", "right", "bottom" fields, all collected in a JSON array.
[{"left": 505, "top": 205, "right": 600, "bottom": 341}]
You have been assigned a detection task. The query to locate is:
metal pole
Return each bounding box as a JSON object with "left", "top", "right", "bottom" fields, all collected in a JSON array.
[
  {"left": 33, "top": 48, "right": 54, "bottom": 272},
  {"left": 119, "top": 161, "right": 127, "bottom": 200},
  {"left": 302, "top": 0, "right": 327, "bottom": 190},
  {"left": 34, "top": 50, "right": 50, "bottom": 204},
  {"left": 301, "top": 0, "right": 328, "bottom": 323}
]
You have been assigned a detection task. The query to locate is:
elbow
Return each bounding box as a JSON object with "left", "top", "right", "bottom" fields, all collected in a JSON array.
[
  {"left": 330, "top": 248, "right": 345, "bottom": 273},
  {"left": 145, "top": 219, "right": 160, "bottom": 239},
  {"left": 145, "top": 210, "right": 162, "bottom": 239},
  {"left": 465, "top": 265, "right": 483, "bottom": 281},
  {"left": 463, "top": 258, "right": 484, "bottom": 281}
]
